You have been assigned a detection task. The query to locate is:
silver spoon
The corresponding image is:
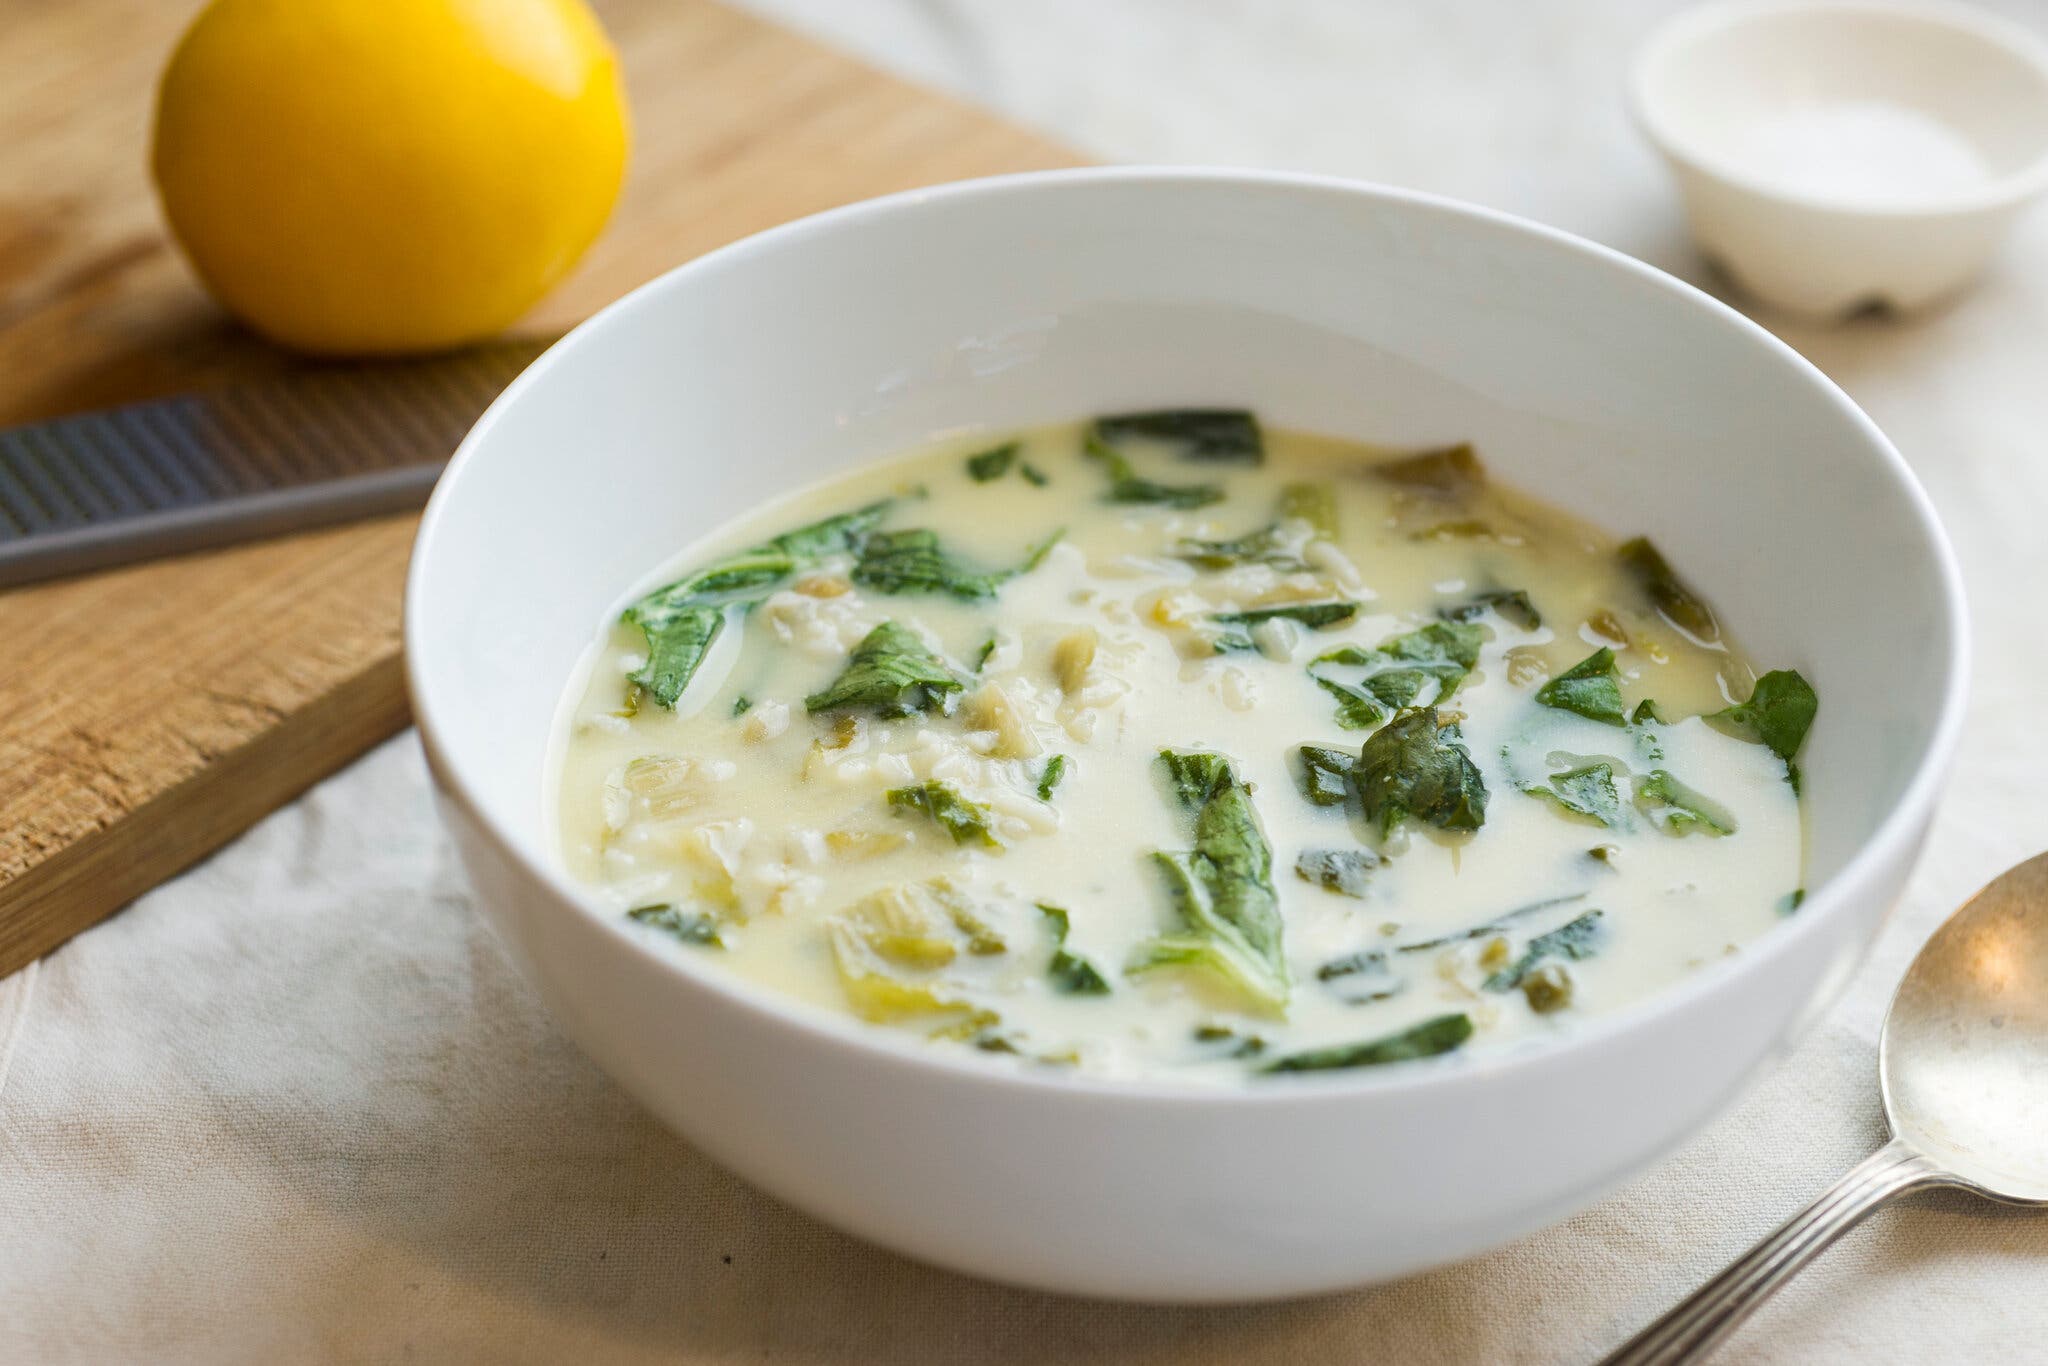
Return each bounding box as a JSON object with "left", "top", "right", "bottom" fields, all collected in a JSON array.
[{"left": 1598, "top": 850, "right": 2048, "bottom": 1365}]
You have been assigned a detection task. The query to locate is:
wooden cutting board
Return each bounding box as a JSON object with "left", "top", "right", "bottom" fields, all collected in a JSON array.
[{"left": 0, "top": 0, "right": 1075, "bottom": 977}]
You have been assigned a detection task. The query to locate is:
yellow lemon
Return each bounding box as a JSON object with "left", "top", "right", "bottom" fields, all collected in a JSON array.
[{"left": 152, "top": 0, "right": 629, "bottom": 355}]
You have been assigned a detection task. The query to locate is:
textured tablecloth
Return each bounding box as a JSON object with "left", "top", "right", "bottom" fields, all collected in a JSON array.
[{"left": 5, "top": 2, "right": 2046, "bottom": 1361}]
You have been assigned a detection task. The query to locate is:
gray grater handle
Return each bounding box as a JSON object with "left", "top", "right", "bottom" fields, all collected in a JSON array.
[{"left": 0, "top": 339, "right": 547, "bottom": 588}]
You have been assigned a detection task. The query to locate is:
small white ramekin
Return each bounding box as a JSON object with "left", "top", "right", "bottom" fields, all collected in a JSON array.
[{"left": 1633, "top": 0, "right": 2048, "bottom": 316}]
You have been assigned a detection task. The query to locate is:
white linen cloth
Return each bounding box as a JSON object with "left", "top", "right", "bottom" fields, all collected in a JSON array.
[{"left": 5, "top": 2, "right": 2046, "bottom": 1360}]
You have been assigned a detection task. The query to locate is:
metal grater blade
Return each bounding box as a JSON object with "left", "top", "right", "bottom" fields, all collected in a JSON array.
[{"left": 0, "top": 338, "right": 550, "bottom": 587}]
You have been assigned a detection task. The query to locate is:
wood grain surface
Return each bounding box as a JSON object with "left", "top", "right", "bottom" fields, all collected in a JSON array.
[{"left": 0, "top": 0, "right": 1075, "bottom": 977}]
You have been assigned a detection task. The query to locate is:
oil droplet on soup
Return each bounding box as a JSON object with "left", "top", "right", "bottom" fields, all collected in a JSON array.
[{"left": 552, "top": 415, "right": 1815, "bottom": 1085}]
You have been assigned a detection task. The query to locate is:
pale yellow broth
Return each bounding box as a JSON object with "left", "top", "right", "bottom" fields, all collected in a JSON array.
[{"left": 552, "top": 420, "right": 1807, "bottom": 1084}]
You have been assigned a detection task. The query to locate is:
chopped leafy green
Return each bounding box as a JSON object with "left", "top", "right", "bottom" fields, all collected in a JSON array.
[
  {"left": 1093, "top": 409, "right": 1263, "bottom": 464},
  {"left": 1711, "top": 669, "right": 1818, "bottom": 761},
  {"left": 1355, "top": 707, "right": 1489, "bottom": 836},
  {"left": 1308, "top": 621, "right": 1484, "bottom": 729},
  {"left": 946, "top": 902, "right": 1008, "bottom": 955},
  {"left": 1618, "top": 536, "right": 1721, "bottom": 643},
  {"left": 1483, "top": 909, "right": 1606, "bottom": 991},
  {"left": 623, "top": 499, "right": 893, "bottom": 707},
  {"left": 1021, "top": 527, "right": 1066, "bottom": 571},
  {"left": 731, "top": 695, "right": 753, "bottom": 716},
  {"left": 1297, "top": 744, "right": 1355, "bottom": 806},
  {"left": 1036, "top": 754, "right": 1068, "bottom": 802},
  {"left": 804, "top": 621, "right": 963, "bottom": 717},
  {"left": 1411, "top": 519, "right": 1494, "bottom": 541},
  {"left": 1635, "top": 768, "right": 1735, "bottom": 836},
  {"left": 1393, "top": 892, "right": 1588, "bottom": 954},
  {"left": 627, "top": 903, "right": 723, "bottom": 947},
  {"left": 971, "top": 633, "right": 998, "bottom": 673},
  {"left": 1371, "top": 443, "right": 1486, "bottom": 498},
  {"left": 1193, "top": 1024, "right": 1268, "bottom": 1058},
  {"left": 1212, "top": 600, "right": 1356, "bottom": 651},
  {"left": 1295, "top": 847, "right": 1377, "bottom": 898},
  {"left": 763, "top": 501, "right": 897, "bottom": 561},
  {"left": 1313, "top": 679, "right": 1385, "bottom": 730},
  {"left": 1279, "top": 481, "right": 1339, "bottom": 536},
  {"left": 626, "top": 604, "right": 729, "bottom": 710},
  {"left": 852, "top": 528, "right": 1014, "bottom": 600},
  {"left": 1520, "top": 761, "right": 1625, "bottom": 827},
  {"left": 1036, "top": 904, "right": 1110, "bottom": 995},
  {"left": 1174, "top": 526, "right": 1291, "bottom": 569},
  {"left": 1312, "top": 948, "right": 1403, "bottom": 1004},
  {"left": 1778, "top": 889, "right": 1806, "bottom": 915},
  {"left": 965, "top": 442, "right": 1019, "bottom": 482},
  {"left": 1522, "top": 965, "right": 1574, "bottom": 1013},
  {"left": 1020, "top": 462, "right": 1050, "bottom": 487},
  {"left": 1315, "top": 950, "right": 1386, "bottom": 982},
  {"left": 1440, "top": 588, "right": 1541, "bottom": 631},
  {"left": 887, "top": 780, "right": 1001, "bottom": 848},
  {"left": 1083, "top": 435, "right": 1225, "bottom": 509},
  {"left": 1630, "top": 698, "right": 1666, "bottom": 726},
  {"left": 1260, "top": 1012, "right": 1474, "bottom": 1073},
  {"left": 1173, "top": 482, "right": 1337, "bottom": 569},
  {"left": 1535, "top": 647, "right": 1628, "bottom": 726},
  {"left": 1129, "top": 751, "right": 1289, "bottom": 1011},
  {"left": 1158, "top": 749, "right": 1232, "bottom": 806}
]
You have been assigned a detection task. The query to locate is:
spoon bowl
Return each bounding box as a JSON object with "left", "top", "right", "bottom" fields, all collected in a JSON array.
[
  {"left": 1603, "top": 850, "right": 2048, "bottom": 1363},
  {"left": 1883, "top": 849, "right": 2048, "bottom": 1202}
]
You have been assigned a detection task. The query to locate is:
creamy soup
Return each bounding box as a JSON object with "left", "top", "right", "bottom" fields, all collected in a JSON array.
[{"left": 553, "top": 414, "right": 1816, "bottom": 1084}]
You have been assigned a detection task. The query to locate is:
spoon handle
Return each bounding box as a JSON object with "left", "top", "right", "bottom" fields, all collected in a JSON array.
[{"left": 1595, "top": 1138, "right": 1951, "bottom": 1365}]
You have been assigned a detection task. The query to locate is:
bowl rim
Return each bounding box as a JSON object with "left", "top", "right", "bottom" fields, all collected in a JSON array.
[
  {"left": 1629, "top": 0, "right": 2048, "bottom": 219},
  {"left": 404, "top": 164, "right": 1970, "bottom": 1105}
]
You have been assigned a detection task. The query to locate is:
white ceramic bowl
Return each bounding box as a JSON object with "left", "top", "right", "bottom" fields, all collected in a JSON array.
[
  {"left": 1633, "top": 0, "right": 2048, "bottom": 316},
  {"left": 405, "top": 168, "right": 1966, "bottom": 1302}
]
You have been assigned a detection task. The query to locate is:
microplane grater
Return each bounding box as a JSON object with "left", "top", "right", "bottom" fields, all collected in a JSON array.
[{"left": 0, "top": 338, "right": 549, "bottom": 587}]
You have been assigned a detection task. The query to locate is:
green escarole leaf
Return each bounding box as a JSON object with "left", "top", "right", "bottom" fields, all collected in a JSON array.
[
  {"left": 1295, "top": 847, "right": 1377, "bottom": 898},
  {"left": 623, "top": 499, "right": 894, "bottom": 708},
  {"left": 1711, "top": 669, "right": 1818, "bottom": 761},
  {"left": 1173, "top": 481, "right": 1338, "bottom": 569},
  {"left": 761, "top": 501, "right": 897, "bottom": 561},
  {"left": 1440, "top": 588, "right": 1541, "bottom": 631},
  {"left": 1635, "top": 769, "right": 1736, "bottom": 836},
  {"left": 1093, "top": 409, "right": 1263, "bottom": 464},
  {"left": 1278, "top": 480, "right": 1338, "bottom": 537},
  {"left": 1392, "top": 891, "right": 1589, "bottom": 955},
  {"left": 965, "top": 442, "right": 1019, "bottom": 482},
  {"left": 1482, "top": 909, "right": 1606, "bottom": 991},
  {"left": 1130, "top": 750, "right": 1289, "bottom": 1012},
  {"left": 886, "top": 780, "right": 1001, "bottom": 848},
  {"left": 1617, "top": 536, "right": 1722, "bottom": 643},
  {"left": 1211, "top": 600, "right": 1357, "bottom": 651},
  {"left": 1083, "top": 435, "right": 1225, "bottom": 508},
  {"left": 625, "top": 603, "right": 729, "bottom": 711},
  {"left": 1261, "top": 1012, "right": 1474, "bottom": 1074},
  {"left": 1035, "top": 754, "right": 1068, "bottom": 802},
  {"left": 852, "top": 527, "right": 1040, "bottom": 601},
  {"left": 1535, "top": 647, "right": 1627, "bottom": 725},
  {"left": 1308, "top": 621, "right": 1484, "bottom": 730},
  {"left": 1037, "top": 904, "right": 1111, "bottom": 995},
  {"left": 1159, "top": 749, "right": 1235, "bottom": 807},
  {"left": 1371, "top": 443, "right": 1487, "bottom": 499},
  {"left": 1297, "top": 744, "right": 1355, "bottom": 806},
  {"left": 1355, "top": 707, "right": 1489, "bottom": 836},
  {"left": 1520, "top": 761, "right": 1625, "bottom": 827},
  {"left": 627, "top": 902, "right": 724, "bottom": 948},
  {"left": 804, "top": 621, "right": 963, "bottom": 717}
]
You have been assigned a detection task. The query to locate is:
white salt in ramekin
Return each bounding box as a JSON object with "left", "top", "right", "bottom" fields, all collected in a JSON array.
[{"left": 1633, "top": 0, "right": 2048, "bottom": 316}]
